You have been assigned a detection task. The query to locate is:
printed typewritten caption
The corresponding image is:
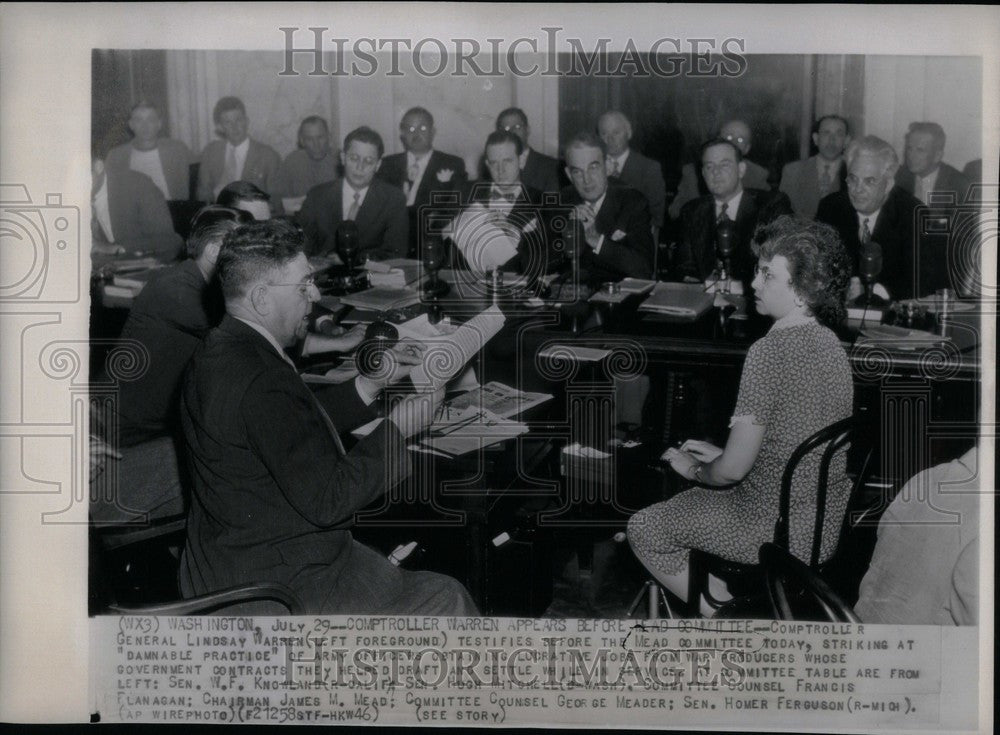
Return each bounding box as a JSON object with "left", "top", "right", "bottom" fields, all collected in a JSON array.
[{"left": 91, "top": 615, "right": 974, "bottom": 726}]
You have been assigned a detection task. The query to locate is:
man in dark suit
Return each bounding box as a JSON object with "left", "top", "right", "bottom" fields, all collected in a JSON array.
[
  {"left": 91, "top": 157, "right": 183, "bottom": 259},
  {"left": 779, "top": 115, "right": 850, "bottom": 218},
  {"left": 377, "top": 107, "right": 468, "bottom": 256},
  {"left": 452, "top": 130, "right": 555, "bottom": 277},
  {"left": 298, "top": 126, "right": 408, "bottom": 261},
  {"left": 105, "top": 101, "right": 193, "bottom": 201},
  {"left": 91, "top": 206, "right": 253, "bottom": 524},
  {"left": 179, "top": 219, "right": 478, "bottom": 615},
  {"left": 598, "top": 110, "right": 667, "bottom": 232},
  {"left": 897, "top": 122, "right": 971, "bottom": 206},
  {"left": 196, "top": 96, "right": 281, "bottom": 209},
  {"left": 817, "top": 135, "right": 922, "bottom": 300},
  {"left": 490, "top": 107, "right": 562, "bottom": 196},
  {"left": 675, "top": 139, "right": 792, "bottom": 287},
  {"left": 560, "top": 131, "right": 654, "bottom": 283}
]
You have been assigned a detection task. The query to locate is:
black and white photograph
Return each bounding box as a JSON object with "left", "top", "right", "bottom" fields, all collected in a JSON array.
[{"left": 0, "top": 3, "right": 995, "bottom": 731}]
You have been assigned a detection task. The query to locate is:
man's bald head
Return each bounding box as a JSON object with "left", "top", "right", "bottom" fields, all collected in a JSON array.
[{"left": 597, "top": 111, "right": 632, "bottom": 158}]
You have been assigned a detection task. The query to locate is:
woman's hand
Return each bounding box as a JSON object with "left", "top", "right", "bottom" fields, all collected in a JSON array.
[
  {"left": 663, "top": 447, "right": 700, "bottom": 481},
  {"left": 679, "top": 439, "right": 723, "bottom": 463}
]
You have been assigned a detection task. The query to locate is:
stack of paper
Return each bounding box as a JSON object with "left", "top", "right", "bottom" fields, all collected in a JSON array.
[
  {"left": 366, "top": 258, "right": 424, "bottom": 288},
  {"left": 857, "top": 324, "right": 950, "bottom": 349},
  {"left": 537, "top": 343, "right": 611, "bottom": 362},
  {"left": 638, "top": 282, "right": 714, "bottom": 318},
  {"left": 445, "top": 381, "right": 552, "bottom": 419},
  {"left": 340, "top": 287, "right": 421, "bottom": 311},
  {"left": 420, "top": 407, "right": 528, "bottom": 456}
]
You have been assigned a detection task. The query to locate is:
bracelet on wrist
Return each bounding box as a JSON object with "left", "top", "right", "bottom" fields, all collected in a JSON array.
[{"left": 691, "top": 463, "right": 705, "bottom": 483}]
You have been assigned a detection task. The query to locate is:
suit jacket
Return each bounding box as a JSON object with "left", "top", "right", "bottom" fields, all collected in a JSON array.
[
  {"left": 779, "top": 155, "right": 845, "bottom": 219},
  {"left": 895, "top": 162, "right": 971, "bottom": 207},
  {"left": 676, "top": 188, "right": 793, "bottom": 285},
  {"left": 377, "top": 150, "right": 468, "bottom": 256},
  {"left": 521, "top": 148, "right": 564, "bottom": 195},
  {"left": 615, "top": 149, "right": 667, "bottom": 229},
  {"left": 106, "top": 138, "right": 194, "bottom": 201},
  {"left": 104, "top": 169, "right": 184, "bottom": 259},
  {"left": 196, "top": 138, "right": 281, "bottom": 204},
  {"left": 297, "top": 178, "right": 408, "bottom": 260},
  {"left": 668, "top": 159, "right": 771, "bottom": 221},
  {"left": 816, "top": 186, "right": 922, "bottom": 300},
  {"left": 179, "top": 315, "right": 409, "bottom": 611},
  {"left": 452, "top": 182, "right": 555, "bottom": 275},
  {"left": 559, "top": 182, "right": 654, "bottom": 282}
]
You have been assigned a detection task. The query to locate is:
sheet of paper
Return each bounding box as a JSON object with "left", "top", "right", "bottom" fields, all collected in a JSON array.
[
  {"left": 422, "top": 407, "right": 528, "bottom": 456},
  {"left": 408, "top": 306, "right": 505, "bottom": 390},
  {"left": 449, "top": 205, "right": 520, "bottom": 274},
  {"left": 445, "top": 381, "right": 553, "bottom": 419}
]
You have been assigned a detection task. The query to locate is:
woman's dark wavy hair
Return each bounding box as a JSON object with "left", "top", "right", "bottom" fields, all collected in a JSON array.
[{"left": 752, "top": 215, "right": 851, "bottom": 326}]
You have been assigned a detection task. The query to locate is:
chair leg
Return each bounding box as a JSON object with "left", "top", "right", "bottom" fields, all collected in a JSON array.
[{"left": 627, "top": 579, "right": 675, "bottom": 619}]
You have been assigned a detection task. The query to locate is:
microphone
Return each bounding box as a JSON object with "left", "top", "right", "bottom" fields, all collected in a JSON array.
[
  {"left": 858, "top": 241, "right": 885, "bottom": 306},
  {"left": 336, "top": 220, "right": 360, "bottom": 268},
  {"left": 356, "top": 320, "right": 400, "bottom": 379},
  {"left": 715, "top": 218, "right": 737, "bottom": 287}
]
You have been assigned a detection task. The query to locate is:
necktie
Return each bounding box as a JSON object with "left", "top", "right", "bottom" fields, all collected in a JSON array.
[
  {"left": 861, "top": 218, "right": 871, "bottom": 244},
  {"left": 717, "top": 201, "right": 729, "bottom": 223},
  {"left": 607, "top": 157, "right": 620, "bottom": 177},
  {"left": 818, "top": 164, "right": 833, "bottom": 197},
  {"left": 407, "top": 162, "right": 420, "bottom": 184},
  {"left": 346, "top": 191, "right": 360, "bottom": 221},
  {"left": 223, "top": 145, "right": 238, "bottom": 187},
  {"left": 913, "top": 176, "right": 927, "bottom": 205}
]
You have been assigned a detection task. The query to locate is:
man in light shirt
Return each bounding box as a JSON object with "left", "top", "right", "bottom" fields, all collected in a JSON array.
[
  {"left": 779, "top": 115, "right": 850, "bottom": 218},
  {"left": 597, "top": 110, "right": 667, "bottom": 232},
  {"left": 377, "top": 107, "right": 468, "bottom": 256},
  {"left": 105, "top": 101, "right": 193, "bottom": 201},
  {"left": 298, "top": 126, "right": 407, "bottom": 260},
  {"left": 897, "top": 122, "right": 971, "bottom": 206},
  {"left": 273, "top": 115, "right": 339, "bottom": 212},
  {"left": 196, "top": 96, "right": 280, "bottom": 209}
]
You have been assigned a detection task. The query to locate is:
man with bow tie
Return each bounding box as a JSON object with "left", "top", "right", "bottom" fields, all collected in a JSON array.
[
  {"left": 780, "top": 115, "right": 851, "bottom": 218},
  {"left": 376, "top": 107, "right": 468, "bottom": 257},
  {"left": 559, "top": 131, "right": 654, "bottom": 284}
]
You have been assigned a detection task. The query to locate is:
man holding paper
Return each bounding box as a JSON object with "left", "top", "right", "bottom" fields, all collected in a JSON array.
[
  {"left": 179, "top": 219, "right": 477, "bottom": 615},
  {"left": 560, "top": 131, "right": 654, "bottom": 283}
]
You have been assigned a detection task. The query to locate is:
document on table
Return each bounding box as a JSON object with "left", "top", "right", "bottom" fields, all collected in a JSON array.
[
  {"left": 537, "top": 343, "right": 611, "bottom": 362},
  {"left": 445, "top": 381, "right": 552, "bottom": 419},
  {"left": 419, "top": 407, "right": 528, "bottom": 456}
]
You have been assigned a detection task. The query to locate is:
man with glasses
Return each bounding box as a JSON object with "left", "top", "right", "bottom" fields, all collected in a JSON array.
[
  {"left": 817, "top": 135, "right": 921, "bottom": 299},
  {"left": 377, "top": 107, "right": 468, "bottom": 256},
  {"left": 179, "top": 219, "right": 478, "bottom": 615},
  {"left": 560, "top": 131, "right": 654, "bottom": 282},
  {"left": 485, "top": 107, "right": 562, "bottom": 196},
  {"left": 675, "top": 138, "right": 791, "bottom": 288},
  {"left": 298, "top": 126, "right": 408, "bottom": 260}
]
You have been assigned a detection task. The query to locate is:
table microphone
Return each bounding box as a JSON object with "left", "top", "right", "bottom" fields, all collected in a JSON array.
[
  {"left": 356, "top": 320, "right": 399, "bottom": 379},
  {"left": 336, "top": 220, "right": 360, "bottom": 267},
  {"left": 858, "top": 241, "right": 885, "bottom": 306},
  {"left": 715, "top": 219, "right": 736, "bottom": 282}
]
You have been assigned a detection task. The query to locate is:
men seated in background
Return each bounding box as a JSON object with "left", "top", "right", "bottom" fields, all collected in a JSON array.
[
  {"left": 105, "top": 101, "right": 193, "bottom": 201},
  {"left": 90, "top": 205, "right": 252, "bottom": 523},
  {"left": 179, "top": 219, "right": 478, "bottom": 615},
  {"left": 668, "top": 118, "right": 770, "bottom": 222},
  {"left": 674, "top": 139, "right": 791, "bottom": 287},
  {"left": 451, "top": 130, "right": 552, "bottom": 276},
  {"left": 196, "top": 96, "right": 281, "bottom": 208},
  {"left": 273, "top": 115, "right": 339, "bottom": 213},
  {"left": 491, "top": 107, "right": 562, "bottom": 195},
  {"left": 780, "top": 115, "right": 850, "bottom": 218},
  {"left": 598, "top": 110, "right": 667, "bottom": 232},
  {"left": 560, "top": 131, "right": 654, "bottom": 282},
  {"left": 855, "top": 446, "right": 979, "bottom": 625},
  {"left": 217, "top": 181, "right": 272, "bottom": 221},
  {"left": 298, "top": 126, "right": 408, "bottom": 260},
  {"left": 897, "top": 122, "right": 971, "bottom": 205},
  {"left": 816, "top": 135, "right": 921, "bottom": 300},
  {"left": 377, "top": 107, "right": 468, "bottom": 256},
  {"left": 91, "top": 156, "right": 184, "bottom": 260}
]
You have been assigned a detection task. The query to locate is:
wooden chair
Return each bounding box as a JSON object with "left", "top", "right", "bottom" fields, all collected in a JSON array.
[
  {"left": 686, "top": 415, "right": 868, "bottom": 617},
  {"left": 759, "top": 542, "right": 860, "bottom": 622}
]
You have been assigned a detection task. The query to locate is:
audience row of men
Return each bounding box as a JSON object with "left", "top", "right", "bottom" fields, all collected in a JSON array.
[{"left": 96, "top": 96, "right": 984, "bottom": 301}]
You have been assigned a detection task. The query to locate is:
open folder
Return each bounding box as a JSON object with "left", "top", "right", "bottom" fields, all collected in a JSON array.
[{"left": 638, "top": 282, "right": 714, "bottom": 319}]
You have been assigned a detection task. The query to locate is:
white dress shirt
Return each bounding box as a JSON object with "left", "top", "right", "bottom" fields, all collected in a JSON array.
[
  {"left": 129, "top": 147, "right": 170, "bottom": 200},
  {"left": 93, "top": 176, "right": 115, "bottom": 242},
  {"left": 405, "top": 150, "right": 433, "bottom": 206}
]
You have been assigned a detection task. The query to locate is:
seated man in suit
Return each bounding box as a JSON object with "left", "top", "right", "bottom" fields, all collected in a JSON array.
[
  {"left": 779, "top": 115, "right": 850, "bottom": 218},
  {"left": 179, "top": 219, "right": 478, "bottom": 615},
  {"left": 196, "top": 96, "right": 281, "bottom": 210},
  {"left": 273, "top": 115, "right": 339, "bottom": 213},
  {"left": 674, "top": 139, "right": 791, "bottom": 288},
  {"left": 560, "top": 131, "right": 654, "bottom": 283},
  {"left": 489, "top": 107, "right": 562, "bottom": 195},
  {"left": 91, "top": 156, "right": 183, "bottom": 260},
  {"left": 298, "top": 126, "right": 408, "bottom": 261},
  {"left": 105, "top": 101, "right": 193, "bottom": 201},
  {"left": 377, "top": 107, "right": 468, "bottom": 256},
  {"left": 91, "top": 205, "right": 253, "bottom": 523},
  {"left": 897, "top": 122, "right": 971, "bottom": 206},
  {"left": 217, "top": 181, "right": 272, "bottom": 221},
  {"left": 450, "top": 130, "right": 553, "bottom": 278},
  {"left": 669, "top": 119, "right": 771, "bottom": 222},
  {"left": 598, "top": 110, "right": 667, "bottom": 232},
  {"left": 816, "top": 136, "right": 922, "bottom": 300}
]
